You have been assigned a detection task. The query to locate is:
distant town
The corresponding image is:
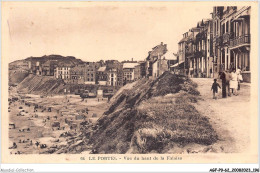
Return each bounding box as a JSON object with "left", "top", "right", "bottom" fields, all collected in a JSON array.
[{"left": 9, "top": 41, "right": 178, "bottom": 97}]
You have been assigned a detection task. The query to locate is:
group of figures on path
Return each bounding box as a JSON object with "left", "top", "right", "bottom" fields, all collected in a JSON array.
[{"left": 211, "top": 68, "right": 243, "bottom": 99}]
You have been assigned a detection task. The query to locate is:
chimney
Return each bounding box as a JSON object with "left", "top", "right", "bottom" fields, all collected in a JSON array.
[
  {"left": 161, "top": 42, "right": 163, "bottom": 45},
  {"left": 132, "top": 58, "right": 133, "bottom": 62}
]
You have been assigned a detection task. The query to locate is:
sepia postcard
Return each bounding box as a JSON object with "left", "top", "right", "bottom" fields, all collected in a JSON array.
[{"left": 1, "top": 1, "right": 259, "bottom": 164}]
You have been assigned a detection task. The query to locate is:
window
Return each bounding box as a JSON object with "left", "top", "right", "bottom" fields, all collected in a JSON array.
[
  {"left": 226, "top": 21, "right": 229, "bottom": 33},
  {"left": 208, "top": 39, "right": 210, "bottom": 52},
  {"left": 217, "top": 21, "right": 219, "bottom": 32}
]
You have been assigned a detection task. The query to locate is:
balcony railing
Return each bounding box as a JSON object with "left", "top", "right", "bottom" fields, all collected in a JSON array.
[
  {"left": 230, "top": 34, "right": 250, "bottom": 48},
  {"left": 195, "top": 50, "right": 206, "bottom": 57},
  {"left": 215, "top": 36, "right": 222, "bottom": 46},
  {"left": 219, "top": 62, "right": 236, "bottom": 72},
  {"left": 185, "top": 50, "right": 195, "bottom": 57},
  {"left": 222, "top": 32, "right": 234, "bottom": 44}
]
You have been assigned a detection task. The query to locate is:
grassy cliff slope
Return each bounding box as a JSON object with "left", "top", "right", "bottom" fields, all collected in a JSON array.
[{"left": 89, "top": 72, "right": 218, "bottom": 154}]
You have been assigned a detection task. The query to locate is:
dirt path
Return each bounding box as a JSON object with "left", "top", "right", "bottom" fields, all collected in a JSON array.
[{"left": 191, "top": 78, "right": 251, "bottom": 153}]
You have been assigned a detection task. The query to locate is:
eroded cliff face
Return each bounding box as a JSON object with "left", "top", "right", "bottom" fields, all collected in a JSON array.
[{"left": 87, "top": 72, "right": 217, "bottom": 154}]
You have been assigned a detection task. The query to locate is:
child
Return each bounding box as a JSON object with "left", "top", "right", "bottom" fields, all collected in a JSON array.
[{"left": 211, "top": 79, "right": 221, "bottom": 99}]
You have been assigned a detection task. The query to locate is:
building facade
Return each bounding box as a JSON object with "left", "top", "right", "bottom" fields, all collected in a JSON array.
[
  {"left": 84, "top": 62, "right": 96, "bottom": 85},
  {"left": 96, "top": 66, "right": 108, "bottom": 85},
  {"left": 176, "top": 6, "right": 251, "bottom": 82},
  {"left": 70, "top": 65, "right": 85, "bottom": 84},
  {"left": 152, "top": 58, "right": 168, "bottom": 78},
  {"left": 40, "top": 60, "right": 58, "bottom": 76},
  {"left": 107, "top": 68, "right": 118, "bottom": 86},
  {"left": 213, "top": 6, "right": 251, "bottom": 82},
  {"left": 122, "top": 62, "right": 139, "bottom": 84},
  {"left": 145, "top": 42, "right": 168, "bottom": 78},
  {"left": 54, "top": 63, "right": 73, "bottom": 81}
]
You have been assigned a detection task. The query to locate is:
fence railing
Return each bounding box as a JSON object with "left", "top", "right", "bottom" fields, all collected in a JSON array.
[{"left": 230, "top": 34, "right": 250, "bottom": 47}]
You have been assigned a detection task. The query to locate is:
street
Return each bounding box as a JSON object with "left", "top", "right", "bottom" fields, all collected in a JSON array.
[{"left": 192, "top": 78, "right": 251, "bottom": 153}]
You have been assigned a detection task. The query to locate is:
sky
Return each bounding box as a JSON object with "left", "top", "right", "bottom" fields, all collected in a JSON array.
[{"left": 3, "top": 2, "right": 213, "bottom": 62}]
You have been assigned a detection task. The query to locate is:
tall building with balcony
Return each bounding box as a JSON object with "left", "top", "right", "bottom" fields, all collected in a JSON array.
[
  {"left": 195, "top": 19, "right": 213, "bottom": 78},
  {"left": 230, "top": 6, "right": 251, "bottom": 82},
  {"left": 182, "top": 19, "right": 213, "bottom": 78},
  {"left": 212, "top": 6, "right": 251, "bottom": 82},
  {"left": 219, "top": 7, "right": 237, "bottom": 73},
  {"left": 183, "top": 28, "right": 199, "bottom": 77},
  {"left": 178, "top": 33, "right": 189, "bottom": 75}
]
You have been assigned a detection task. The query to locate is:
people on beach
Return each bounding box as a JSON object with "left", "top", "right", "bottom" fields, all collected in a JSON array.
[
  {"left": 12, "top": 142, "right": 17, "bottom": 149},
  {"left": 35, "top": 141, "right": 40, "bottom": 148},
  {"left": 211, "top": 79, "right": 221, "bottom": 99}
]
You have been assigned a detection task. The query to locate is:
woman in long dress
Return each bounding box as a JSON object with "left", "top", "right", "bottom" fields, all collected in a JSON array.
[
  {"left": 236, "top": 67, "right": 243, "bottom": 90},
  {"left": 230, "top": 69, "right": 238, "bottom": 96}
]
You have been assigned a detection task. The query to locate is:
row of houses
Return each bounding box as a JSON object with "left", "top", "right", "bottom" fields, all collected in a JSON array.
[
  {"left": 10, "top": 42, "right": 178, "bottom": 87},
  {"left": 13, "top": 42, "right": 178, "bottom": 87},
  {"left": 174, "top": 6, "right": 251, "bottom": 82},
  {"left": 39, "top": 59, "right": 148, "bottom": 87}
]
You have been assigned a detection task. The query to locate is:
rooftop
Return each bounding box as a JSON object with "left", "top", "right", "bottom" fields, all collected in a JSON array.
[
  {"left": 162, "top": 52, "right": 178, "bottom": 60},
  {"left": 98, "top": 66, "right": 107, "bottom": 72},
  {"left": 123, "top": 63, "right": 139, "bottom": 69}
]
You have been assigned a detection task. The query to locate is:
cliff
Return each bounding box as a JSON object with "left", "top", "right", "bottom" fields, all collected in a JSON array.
[{"left": 86, "top": 72, "right": 218, "bottom": 154}]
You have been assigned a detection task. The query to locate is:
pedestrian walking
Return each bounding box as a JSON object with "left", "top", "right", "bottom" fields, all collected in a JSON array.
[
  {"left": 225, "top": 70, "right": 232, "bottom": 96},
  {"left": 211, "top": 79, "right": 221, "bottom": 99},
  {"left": 220, "top": 72, "right": 227, "bottom": 98}
]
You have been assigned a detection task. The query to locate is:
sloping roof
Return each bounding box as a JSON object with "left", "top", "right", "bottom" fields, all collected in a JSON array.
[
  {"left": 178, "top": 37, "right": 188, "bottom": 44},
  {"left": 170, "top": 61, "right": 184, "bottom": 68},
  {"left": 98, "top": 66, "right": 107, "bottom": 72},
  {"left": 70, "top": 66, "right": 84, "bottom": 73},
  {"left": 123, "top": 63, "right": 139, "bottom": 69},
  {"left": 57, "top": 61, "right": 74, "bottom": 67},
  {"left": 162, "top": 52, "right": 178, "bottom": 60}
]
